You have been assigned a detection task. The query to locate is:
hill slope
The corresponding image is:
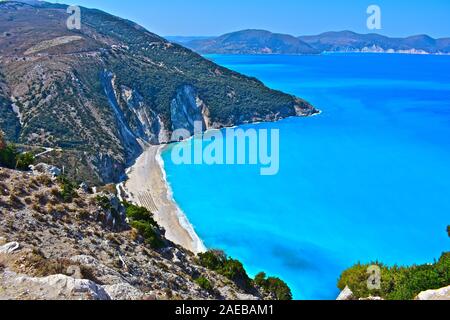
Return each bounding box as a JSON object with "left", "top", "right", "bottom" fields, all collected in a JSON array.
[
  {"left": 185, "top": 30, "right": 320, "bottom": 54},
  {"left": 183, "top": 30, "right": 450, "bottom": 55},
  {"left": 0, "top": 167, "right": 278, "bottom": 300},
  {"left": 0, "top": 2, "right": 317, "bottom": 185}
]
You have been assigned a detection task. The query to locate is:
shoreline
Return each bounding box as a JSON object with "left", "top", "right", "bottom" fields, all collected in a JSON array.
[
  {"left": 121, "top": 114, "right": 321, "bottom": 254},
  {"left": 123, "top": 144, "right": 206, "bottom": 254}
]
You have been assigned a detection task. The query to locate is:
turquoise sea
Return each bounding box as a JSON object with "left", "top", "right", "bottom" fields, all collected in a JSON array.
[{"left": 162, "top": 54, "right": 450, "bottom": 300}]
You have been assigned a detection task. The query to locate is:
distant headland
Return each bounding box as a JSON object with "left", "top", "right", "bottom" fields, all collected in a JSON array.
[{"left": 167, "top": 30, "right": 450, "bottom": 55}]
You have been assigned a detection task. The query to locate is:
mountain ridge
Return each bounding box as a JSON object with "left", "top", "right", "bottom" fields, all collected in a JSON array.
[
  {"left": 182, "top": 29, "right": 450, "bottom": 55},
  {"left": 184, "top": 29, "right": 320, "bottom": 55}
]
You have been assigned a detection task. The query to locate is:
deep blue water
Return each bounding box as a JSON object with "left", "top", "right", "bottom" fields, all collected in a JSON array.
[{"left": 162, "top": 54, "right": 450, "bottom": 300}]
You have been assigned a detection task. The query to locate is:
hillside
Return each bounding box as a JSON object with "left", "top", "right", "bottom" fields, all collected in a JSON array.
[
  {"left": 185, "top": 30, "right": 320, "bottom": 54},
  {"left": 0, "top": 2, "right": 317, "bottom": 185},
  {"left": 183, "top": 30, "right": 450, "bottom": 55},
  {"left": 0, "top": 166, "right": 292, "bottom": 300}
]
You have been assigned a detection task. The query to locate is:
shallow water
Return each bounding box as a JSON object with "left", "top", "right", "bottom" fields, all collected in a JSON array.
[{"left": 162, "top": 53, "right": 450, "bottom": 299}]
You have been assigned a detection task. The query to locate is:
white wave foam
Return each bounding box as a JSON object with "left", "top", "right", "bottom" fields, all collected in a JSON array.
[{"left": 155, "top": 146, "right": 207, "bottom": 253}]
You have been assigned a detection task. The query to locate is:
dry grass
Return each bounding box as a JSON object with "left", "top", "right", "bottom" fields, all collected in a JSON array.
[
  {"left": 35, "top": 175, "right": 53, "bottom": 187},
  {"left": 9, "top": 193, "right": 24, "bottom": 209}
]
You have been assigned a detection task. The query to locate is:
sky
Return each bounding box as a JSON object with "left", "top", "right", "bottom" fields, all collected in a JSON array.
[{"left": 49, "top": 0, "right": 450, "bottom": 38}]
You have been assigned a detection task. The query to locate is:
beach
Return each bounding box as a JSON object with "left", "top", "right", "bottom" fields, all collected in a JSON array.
[{"left": 123, "top": 144, "right": 206, "bottom": 254}]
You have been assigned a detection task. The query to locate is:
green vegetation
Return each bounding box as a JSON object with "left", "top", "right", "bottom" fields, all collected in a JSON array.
[
  {"left": 338, "top": 252, "right": 450, "bottom": 300},
  {"left": 198, "top": 250, "right": 252, "bottom": 289},
  {"left": 56, "top": 176, "right": 78, "bottom": 203},
  {"left": 254, "top": 272, "right": 293, "bottom": 300},
  {"left": 96, "top": 195, "right": 112, "bottom": 210},
  {"left": 0, "top": 141, "right": 35, "bottom": 171},
  {"left": 124, "top": 203, "right": 164, "bottom": 249},
  {"left": 195, "top": 276, "right": 213, "bottom": 291},
  {"left": 197, "top": 250, "right": 292, "bottom": 299}
]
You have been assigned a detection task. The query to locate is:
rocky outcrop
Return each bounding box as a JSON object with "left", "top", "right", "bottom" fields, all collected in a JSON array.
[
  {"left": 0, "top": 271, "right": 111, "bottom": 300},
  {"left": 415, "top": 286, "right": 450, "bottom": 300},
  {"left": 170, "top": 85, "right": 210, "bottom": 136},
  {"left": 101, "top": 71, "right": 142, "bottom": 162},
  {"left": 0, "top": 242, "right": 20, "bottom": 254},
  {"left": 336, "top": 286, "right": 354, "bottom": 300},
  {"left": 29, "top": 163, "right": 61, "bottom": 178},
  {"left": 0, "top": 168, "right": 270, "bottom": 300}
]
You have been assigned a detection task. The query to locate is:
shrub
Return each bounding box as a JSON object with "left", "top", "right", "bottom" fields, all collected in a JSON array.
[
  {"left": 254, "top": 272, "right": 292, "bottom": 300},
  {"left": 130, "top": 220, "right": 164, "bottom": 249},
  {"left": 220, "top": 258, "right": 251, "bottom": 288},
  {"left": 198, "top": 250, "right": 227, "bottom": 271},
  {"left": 126, "top": 203, "right": 164, "bottom": 249},
  {"left": 0, "top": 145, "right": 17, "bottom": 169},
  {"left": 198, "top": 250, "right": 251, "bottom": 290},
  {"left": 15, "top": 152, "right": 34, "bottom": 170},
  {"left": 338, "top": 252, "right": 450, "bottom": 300},
  {"left": 57, "top": 176, "right": 78, "bottom": 203},
  {"left": 96, "top": 195, "right": 111, "bottom": 210},
  {"left": 195, "top": 276, "right": 213, "bottom": 291},
  {"left": 0, "top": 142, "right": 34, "bottom": 171},
  {"left": 125, "top": 204, "right": 157, "bottom": 226}
]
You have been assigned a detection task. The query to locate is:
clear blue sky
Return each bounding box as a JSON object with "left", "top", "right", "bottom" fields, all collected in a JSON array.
[{"left": 50, "top": 0, "right": 450, "bottom": 38}]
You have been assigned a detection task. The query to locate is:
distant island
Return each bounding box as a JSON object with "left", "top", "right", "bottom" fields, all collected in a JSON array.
[{"left": 170, "top": 30, "right": 450, "bottom": 55}]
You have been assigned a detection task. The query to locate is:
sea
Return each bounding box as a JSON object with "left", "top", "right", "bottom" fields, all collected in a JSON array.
[{"left": 161, "top": 53, "right": 450, "bottom": 300}]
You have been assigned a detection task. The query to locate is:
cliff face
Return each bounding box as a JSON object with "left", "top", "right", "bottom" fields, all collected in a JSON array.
[{"left": 0, "top": 1, "right": 317, "bottom": 185}]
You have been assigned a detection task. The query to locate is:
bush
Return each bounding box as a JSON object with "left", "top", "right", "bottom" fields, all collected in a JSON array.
[
  {"left": 130, "top": 220, "right": 164, "bottom": 249},
  {"left": 338, "top": 252, "right": 450, "bottom": 300},
  {"left": 126, "top": 204, "right": 164, "bottom": 249},
  {"left": 57, "top": 176, "right": 78, "bottom": 203},
  {"left": 125, "top": 204, "right": 157, "bottom": 226},
  {"left": 254, "top": 272, "right": 292, "bottom": 300},
  {"left": 198, "top": 250, "right": 227, "bottom": 270},
  {"left": 0, "top": 143, "right": 34, "bottom": 171},
  {"left": 198, "top": 250, "right": 252, "bottom": 290},
  {"left": 15, "top": 152, "right": 34, "bottom": 170},
  {"left": 96, "top": 195, "right": 111, "bottom": 210},
  {"left": 0, "top": 145, "right": 17, "bottom": 169},
  {"left": 195, "top": 276, "right": 213, "bottom": 291},
  {"left": 220, "top": 258, "right": 251, "bottom": 288}
]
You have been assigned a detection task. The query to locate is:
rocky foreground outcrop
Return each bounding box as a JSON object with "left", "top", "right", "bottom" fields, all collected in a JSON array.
[
  {"left": 0, "top": 168, "right": 268, "bottom": 300},
  {"left": 415, "top": 286, "right": 450, "bottom": 301}
]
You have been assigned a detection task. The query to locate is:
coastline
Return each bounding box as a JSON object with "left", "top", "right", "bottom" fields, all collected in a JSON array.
[
  {"left": 120, "top": 112, "right": 321, "bottom": 255},
  {"left": 123, "top": 144, "right": 206, "bottom": 254}
]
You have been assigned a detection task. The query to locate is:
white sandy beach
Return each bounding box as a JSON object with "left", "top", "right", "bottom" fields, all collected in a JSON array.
[{"left": 123, "top": 145, "right": 206, "bottom": 254}]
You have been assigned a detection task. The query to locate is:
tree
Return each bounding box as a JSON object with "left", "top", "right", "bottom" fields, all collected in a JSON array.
[{"left": 15, "top": 152, "right": 34, "bottom": 170}]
